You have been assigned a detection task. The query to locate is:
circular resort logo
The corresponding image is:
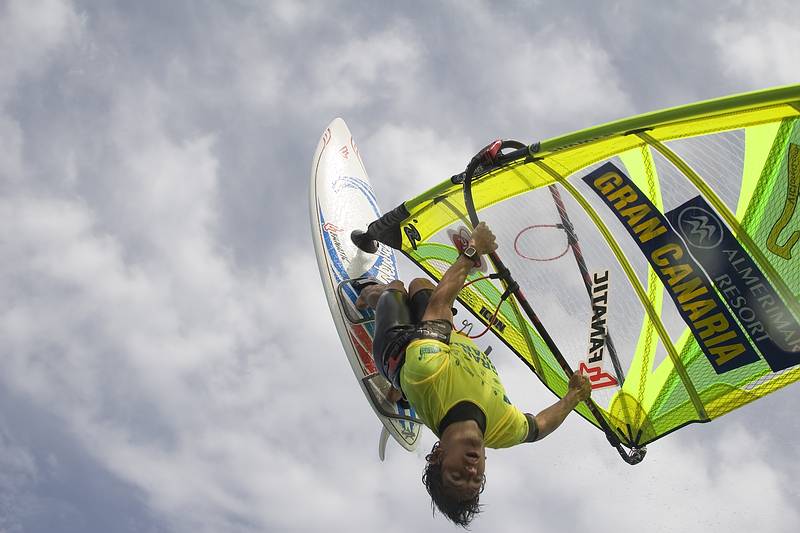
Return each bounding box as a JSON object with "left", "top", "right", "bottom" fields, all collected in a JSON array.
[{"left": 676, "top": 205, "right": 724, "bottom": 249}]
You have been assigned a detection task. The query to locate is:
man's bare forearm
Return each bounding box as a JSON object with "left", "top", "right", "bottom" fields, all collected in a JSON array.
[
  {"left": 531, "top": 390, "right": 582, "bottom": 441},
  {"left": 426, "top": 255, "right": 474, "bottom": 314},
  {"left": 421, "top": 222, "right": 497, "bottom": 323}
]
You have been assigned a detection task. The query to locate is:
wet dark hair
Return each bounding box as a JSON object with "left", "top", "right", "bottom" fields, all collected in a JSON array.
[{"left": 422, "top": 442, "right": 485, "bottom": 528}]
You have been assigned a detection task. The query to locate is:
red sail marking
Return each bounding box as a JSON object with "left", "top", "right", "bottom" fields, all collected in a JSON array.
[{"left": 579, "top": 362, "right": 619, "bottom": 390}]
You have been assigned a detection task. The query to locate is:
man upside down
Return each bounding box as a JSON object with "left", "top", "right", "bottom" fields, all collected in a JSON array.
[{"left": 355, "top": 222, "right": 591, "bottom": 528}]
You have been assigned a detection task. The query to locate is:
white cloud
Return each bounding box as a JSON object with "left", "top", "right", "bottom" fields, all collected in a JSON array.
[
  {"left": 0, "top": 0, "right": 82, "bottom": 181},
  {"left": 0, "top": 71, "right": 389, "bottom": 529},
  {"left": 0, "top": 421, "right": 39, "bottom": 532},
  {"left": 440, "top": 7, "right": 634, "bottom": 135},
  {"left": 713, "top": 5, "right": 800, "bottom": 85},
  {"left": 0, "top": 194, "right": 321, "bottom": 530},
  {"left": 220, "top": 22, "right": 290, "bottom": 111},
  {"left": 509, "top": 35, "right": 634, "bottom": 129},
  {"left": 311, "top": 22, "right": 423, "bottom": 110},
  {"left": 0, "top": 114, "right": 24, "bottom": 181},
  {"left": 466, "top": 417, "right": 797, "bottom": 533},
  {"left": 268, "top": 0, "right": 316, "bottom": 28},
  {"left": 363, "top": 122, "right": 473, "bottom": 209},
  {"left": 0, "top": 0, "right": 82, "bottom": 98}
]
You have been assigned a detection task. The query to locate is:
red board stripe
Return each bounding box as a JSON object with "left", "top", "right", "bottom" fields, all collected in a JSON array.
[{"left": 349, "top": 325, "right": 377, "bottom": 374}]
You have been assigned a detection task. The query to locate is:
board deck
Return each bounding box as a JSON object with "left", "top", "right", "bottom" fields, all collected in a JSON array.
[{"left": 309, "top": 118, "right": 422, "bottom": 453}]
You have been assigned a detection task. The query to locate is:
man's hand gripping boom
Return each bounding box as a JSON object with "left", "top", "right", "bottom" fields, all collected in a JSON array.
[{"left": 421, "top": 222, "right": 498, "bottom": 324}]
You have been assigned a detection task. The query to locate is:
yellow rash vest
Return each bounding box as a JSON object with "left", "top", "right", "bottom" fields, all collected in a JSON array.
[{"left": 401, "top": 331, "right": 531, "bottom": 448}]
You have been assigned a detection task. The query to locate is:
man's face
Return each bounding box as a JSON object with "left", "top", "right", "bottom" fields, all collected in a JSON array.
[{"left": 438, "top": 439, "right": 486, "bottom": 501}]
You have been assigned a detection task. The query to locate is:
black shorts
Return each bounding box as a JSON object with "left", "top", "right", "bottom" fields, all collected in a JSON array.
[{"left": 372, "top": 288, "right": 451, "bottom": 389}]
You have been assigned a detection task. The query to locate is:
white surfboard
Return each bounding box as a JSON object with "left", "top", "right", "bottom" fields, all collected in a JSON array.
[{"left": 309, "top": 118, "right": 422, "bottom": 456}]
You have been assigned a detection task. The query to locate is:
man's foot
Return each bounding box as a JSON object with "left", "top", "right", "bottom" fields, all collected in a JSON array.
[
  {"left": 350, "top": 277, "right": 379, "bottom": 310},
  {"left": 354, "top": 284, "right": 381, "bottom": 310},
  {"left": 386, "top": 386, "right": 403, "bottom": 403},
  {"left": 355, "top": 279, "right": 405, "bottom": 309}
]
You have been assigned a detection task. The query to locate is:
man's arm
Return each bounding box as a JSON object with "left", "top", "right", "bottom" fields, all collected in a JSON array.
[
  {"left": 421, "top": 222, "right": 497, "bottom": 322},
  {"left": 527, "top": 371, "right": 591, "bottom": 442}
]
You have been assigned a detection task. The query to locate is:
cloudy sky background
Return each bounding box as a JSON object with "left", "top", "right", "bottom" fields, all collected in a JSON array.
[{"left": 1, "top": 0, "right": 798, "bottom": 531}]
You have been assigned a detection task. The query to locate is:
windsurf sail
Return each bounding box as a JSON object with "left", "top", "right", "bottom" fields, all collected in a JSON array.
[{"left": 355, "top": 85, "right": 800, "bottom": 462}]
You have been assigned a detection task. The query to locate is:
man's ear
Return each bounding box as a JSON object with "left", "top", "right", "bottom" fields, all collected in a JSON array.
[{"left": 426, "top": 441, "right": 444, "bottom": 464}]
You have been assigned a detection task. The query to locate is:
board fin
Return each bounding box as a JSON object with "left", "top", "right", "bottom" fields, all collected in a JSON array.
[{"left": 378, "top": 427, "right": 390, "bottom": 461}]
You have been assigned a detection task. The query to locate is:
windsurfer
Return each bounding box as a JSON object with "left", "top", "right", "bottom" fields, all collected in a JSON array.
[{"left": 355, "top": 222, "right": 591, "bottom": 528}]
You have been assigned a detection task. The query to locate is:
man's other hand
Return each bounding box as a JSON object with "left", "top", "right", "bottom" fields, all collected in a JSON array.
[{"left": 568, "top": 371, "right": 591, "bottom": 402}]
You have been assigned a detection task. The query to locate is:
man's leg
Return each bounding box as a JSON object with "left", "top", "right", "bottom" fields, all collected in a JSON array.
[
  {"left": 408, "top": 278, "right": 435, "bottom": 324},
  {"left": 408, "top": 276, "right": 453, "bottom": 346},
  {"left": 369, "top": 281, "right": 414, "bottom": 392}
]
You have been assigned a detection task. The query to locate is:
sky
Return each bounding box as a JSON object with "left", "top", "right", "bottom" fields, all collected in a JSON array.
[{"left": 0, "top": 0, "right": 798, "bottom": 531}]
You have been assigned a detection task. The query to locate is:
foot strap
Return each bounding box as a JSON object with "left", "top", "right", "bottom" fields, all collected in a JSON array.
[
  {"left": 350, "top": 277, "right": 380, "bottom": 293},
  {"left": 337, "top": 278, "right": 378, "bottom": 324}
]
